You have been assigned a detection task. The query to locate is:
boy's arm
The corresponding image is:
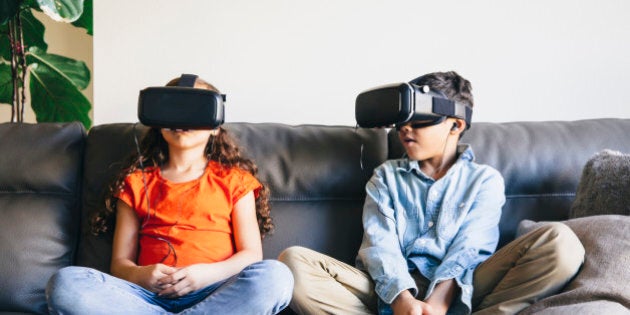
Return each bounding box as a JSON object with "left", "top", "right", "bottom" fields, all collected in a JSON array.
[{"left": 357, "top": 168, "right": 418, "bottom": 305}]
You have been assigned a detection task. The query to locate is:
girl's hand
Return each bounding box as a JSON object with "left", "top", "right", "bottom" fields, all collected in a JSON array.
[
  {"left": 132, "top": 263, "right": 179, "bottom": 293},
  {"left": 156, "top": 264, "right": 220, "bottom": 298}
]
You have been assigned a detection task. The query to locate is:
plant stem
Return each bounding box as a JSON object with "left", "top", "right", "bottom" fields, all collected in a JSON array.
[
  {"left": 7, "top": 9, "right": 27, "bottom": 123},
  {"left": 16, "top": 9, "right": 27, "bottom": 122},
  {"left": 8, "top": 20, "right": 17, "bottom": 122}
]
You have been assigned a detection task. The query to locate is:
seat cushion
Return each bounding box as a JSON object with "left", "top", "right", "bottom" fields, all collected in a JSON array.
[{"left": 517, "top": 215, "right": 630, "bottom": 314}]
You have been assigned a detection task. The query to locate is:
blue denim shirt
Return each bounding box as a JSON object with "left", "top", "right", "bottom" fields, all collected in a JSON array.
[{"left": 356, "top": 145, "right": 505, "bottom": 314}]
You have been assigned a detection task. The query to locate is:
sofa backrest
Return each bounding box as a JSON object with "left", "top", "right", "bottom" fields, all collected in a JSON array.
[
  {"left": 77, "top": 123, "right": 144, "bottom": 272},
  {"left": 228, "top": 123, "right": 388, "bottom": 264},
  {"left": 76, "top": 118, "right": 630, "bottom": 269},
  {"left": 389, "top": 118, "right": 630, "bottom": 246},
  {"left": 0, "top": 122, "right": 85, "bottom": 314}
]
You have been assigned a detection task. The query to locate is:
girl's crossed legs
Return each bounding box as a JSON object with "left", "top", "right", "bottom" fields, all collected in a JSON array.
[{"left": 46, "top": 260, "right": 293, "bottom": 315}]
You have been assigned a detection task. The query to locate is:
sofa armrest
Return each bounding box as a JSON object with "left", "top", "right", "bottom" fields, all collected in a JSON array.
[{"left": 0, "top": 122, "right": 85, "bottom": 314}]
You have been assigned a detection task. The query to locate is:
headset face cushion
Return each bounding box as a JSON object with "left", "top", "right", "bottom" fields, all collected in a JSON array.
[{"left": 138, "top": 87, "right": 224, "bottom": 129}]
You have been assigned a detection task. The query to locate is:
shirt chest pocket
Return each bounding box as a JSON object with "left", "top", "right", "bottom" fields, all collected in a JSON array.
[{"left": 436, "top": 201, "right": 468, "bottom": 240}]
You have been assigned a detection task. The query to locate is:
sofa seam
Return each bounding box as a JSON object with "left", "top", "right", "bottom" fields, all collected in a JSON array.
[
  {"left": 0, "top": 191, "right": 77, "bottom": 197},
  {"left": 270, "top": 197, "right": 365, "bottom": 202},
  {"left": 506, "top": 193, "right": 575, "bottom": 199},
  {"left": 269, "top": 193, "right": 576, "bottom": 202}
]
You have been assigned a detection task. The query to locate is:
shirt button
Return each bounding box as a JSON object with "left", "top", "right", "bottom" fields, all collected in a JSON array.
[
  {"left": 428, "top": 221, "right": 434, "bottom": 228},
  {"left": 459, "top": 202, "right": 465, "bottom": 208}
]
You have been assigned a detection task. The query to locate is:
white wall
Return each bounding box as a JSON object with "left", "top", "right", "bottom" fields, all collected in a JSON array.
[{"left": 94, "top": 0, "right": 630, "bottom": 126}]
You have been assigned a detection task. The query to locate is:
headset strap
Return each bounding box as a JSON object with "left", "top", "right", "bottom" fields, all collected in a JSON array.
[{"left": 178, "top": 74, "right": 198, "bottom": 87}]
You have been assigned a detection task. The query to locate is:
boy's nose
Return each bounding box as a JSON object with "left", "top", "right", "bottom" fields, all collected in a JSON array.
[{"left": 397, "top": 124, "right": 412, "bottom": 132}]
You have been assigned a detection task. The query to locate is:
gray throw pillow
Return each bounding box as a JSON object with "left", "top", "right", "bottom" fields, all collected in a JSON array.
[
  {"left": 570, "top": 149, "right": 630, "bottom": 219},
  {"left": 517, "top": 215, "right": 630, "bottom": 314}
]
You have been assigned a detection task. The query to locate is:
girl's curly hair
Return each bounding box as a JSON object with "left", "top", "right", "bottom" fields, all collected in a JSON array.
[{"left": 90, "top": 77, "right": 273, "bottom": 238}]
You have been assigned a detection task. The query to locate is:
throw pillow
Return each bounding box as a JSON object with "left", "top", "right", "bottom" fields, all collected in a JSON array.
[
  {"left": 570, "top": 149, "right": 630, "bottom": 219},
  {"left": 517, "top": 215, "right": 630, "bottom": 314}
]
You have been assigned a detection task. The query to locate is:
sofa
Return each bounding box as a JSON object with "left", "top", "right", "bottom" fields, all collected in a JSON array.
[{"left": 1, "top": 118, "right": 629, "bottom": 314}]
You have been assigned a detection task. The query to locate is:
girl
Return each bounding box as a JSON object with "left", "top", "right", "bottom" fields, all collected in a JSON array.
[{"left": 47, "top": 76, "right": 293, "bottom": 315}]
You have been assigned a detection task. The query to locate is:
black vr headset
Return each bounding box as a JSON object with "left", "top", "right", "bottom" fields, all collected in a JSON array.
[
  {"left": 355, "top": 78, "right": 472, "bottom": 129},
  {"left": 138, "top": 74, "right": 225, "bottom": 129}
]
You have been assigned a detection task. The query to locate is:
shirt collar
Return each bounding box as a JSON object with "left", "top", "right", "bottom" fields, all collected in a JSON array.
[{"left": 396, "top": 144, "right": 475, "bottom": 176}]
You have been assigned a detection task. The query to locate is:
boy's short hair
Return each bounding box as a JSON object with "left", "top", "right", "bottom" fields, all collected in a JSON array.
[{"left": 412, "top": 71, "right": 474, "bottom": 109}]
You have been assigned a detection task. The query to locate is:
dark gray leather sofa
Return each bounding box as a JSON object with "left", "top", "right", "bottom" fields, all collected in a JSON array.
[{"left": 1, "top": 119, "right": 629, "bottom": 314}]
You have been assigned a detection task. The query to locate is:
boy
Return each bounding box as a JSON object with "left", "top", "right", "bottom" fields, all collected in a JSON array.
[{"left": 279, "top": 71, "right": 584, "bottom": 315}]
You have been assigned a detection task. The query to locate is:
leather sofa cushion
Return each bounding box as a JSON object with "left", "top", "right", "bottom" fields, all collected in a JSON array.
[
  {"left": 228, "top": 123, "right": 388, "bottom": 262},
  {"left": 0, "top": 122, "right": 84, "bottom": 314}
]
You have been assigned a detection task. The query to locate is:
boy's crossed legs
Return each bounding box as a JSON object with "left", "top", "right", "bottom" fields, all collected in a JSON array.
[{"left": 280, "top": 222, "right": 584, "bottom": 315}]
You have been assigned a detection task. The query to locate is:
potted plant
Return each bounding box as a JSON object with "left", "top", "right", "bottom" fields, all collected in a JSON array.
[{"left": 0, "top": 0, "right": 93, "bottom": 129}]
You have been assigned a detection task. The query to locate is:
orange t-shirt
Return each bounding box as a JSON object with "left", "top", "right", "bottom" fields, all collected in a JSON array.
[{"left": 117, "top": 160, "right": 261, "bottom": 267}]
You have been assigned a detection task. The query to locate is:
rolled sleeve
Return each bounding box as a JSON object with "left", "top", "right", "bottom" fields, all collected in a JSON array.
[{"left": 357, "top": 171, "right": 417, "bottom": 304}]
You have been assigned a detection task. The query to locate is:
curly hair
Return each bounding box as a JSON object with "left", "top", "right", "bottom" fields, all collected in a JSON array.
[
  {"left": 90, "top": 77, "right": 273, "bottom": 238},
  {"left": 411, "top": 71, "right": 474, "bottom": 108}
]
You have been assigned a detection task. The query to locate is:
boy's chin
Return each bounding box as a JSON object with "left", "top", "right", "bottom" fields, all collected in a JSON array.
[
  {"left": 404, "top": 149, "right": 427, "bottom": 161},
  {"left": 405, "top": 154, "right": 426, "bottom": 161}
]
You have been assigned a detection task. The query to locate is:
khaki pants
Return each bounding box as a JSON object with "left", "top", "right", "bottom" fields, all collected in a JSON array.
[{"left": 278, "top": 222, "right": 584, "bottom": 315}]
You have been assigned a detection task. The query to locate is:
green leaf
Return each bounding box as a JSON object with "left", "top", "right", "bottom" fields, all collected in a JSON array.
[
  {"left": 36, "top": 0, "right": 83, "bottom": 23},
  {"left": 27, "top": 46, "right": 89, "bottom": 89},
  {"left": 0, "top": 62, "right": 13, "bottom": 104},
  {"left": 23, "top": 0, "right": 41, "bottom": 10},
  {"left": 0, "top": 0, "right": 20, "bottom": 25},
  {"left": 0, "top": 9, "right": 47, "bottom": 63},
  {"left": 71, "top": 0, "right": 91, "bottom": 35},
  {"left": 21, "top": 9, "right": 48, "bottom": 51},
  {"left": 26, "top": 48, "right": 91, "bottom": 128},
  {"left": 0, "top": 23, "right": 10, "bottom": 61}
]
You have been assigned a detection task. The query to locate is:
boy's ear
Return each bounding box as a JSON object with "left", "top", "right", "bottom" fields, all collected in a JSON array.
[{"left": 450, "top": 119, "right": 467, "bottom": 134}]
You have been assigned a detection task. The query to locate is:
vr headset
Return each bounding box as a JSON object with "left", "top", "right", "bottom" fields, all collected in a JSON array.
[
  {"left": 355, "top": 80, "right": 472, "bottom": 129},
  {"left": 138, "top": 74, "right": 225, "bottom": 129}
]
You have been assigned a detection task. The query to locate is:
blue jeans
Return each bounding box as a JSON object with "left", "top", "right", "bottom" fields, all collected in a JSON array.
[{"left": 46, "top": 260, "right": 293, "bottom": 315}]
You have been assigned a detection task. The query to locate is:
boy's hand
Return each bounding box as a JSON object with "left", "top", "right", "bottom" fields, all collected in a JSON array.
[
  {"left": 132, "top": 264, "right": 178, "bottom": 293},
  {"left": 391, "top": 290, "right": 437, "bottom": 315}
]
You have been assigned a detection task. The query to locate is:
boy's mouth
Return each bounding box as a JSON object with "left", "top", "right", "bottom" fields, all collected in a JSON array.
[{"left": 402, "top": 137, "right": 416, "bottom": 144}]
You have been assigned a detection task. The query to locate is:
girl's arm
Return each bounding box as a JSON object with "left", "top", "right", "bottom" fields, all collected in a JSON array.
[
  {"left": 111, "top": 200, "right": 177, "bottom": 292},
  {"left": 157, "top": 191, "right": 262, "bottom": 297}
]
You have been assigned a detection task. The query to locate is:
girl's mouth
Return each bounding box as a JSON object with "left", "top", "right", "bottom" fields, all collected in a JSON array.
[{"left": 167, "top": 128, "right": 190, "bottom": 133}]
